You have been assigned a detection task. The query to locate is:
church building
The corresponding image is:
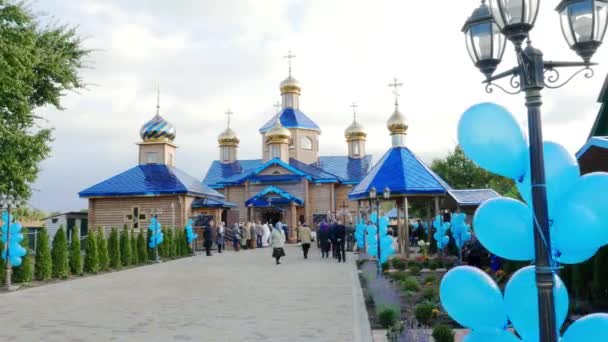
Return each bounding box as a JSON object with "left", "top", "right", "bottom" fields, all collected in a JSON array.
[{"left": 203, "top": 58, "right": 372, "bottom": 240}]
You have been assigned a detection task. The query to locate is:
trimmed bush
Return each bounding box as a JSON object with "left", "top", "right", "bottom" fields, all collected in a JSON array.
[
  {"left": 392, "top": 258, "right": 406, "bottom": 271},
  {"left": 137, "top": 229, "right": 148, "bottom": 263},
  {"left": 51, "top": 226, "right": 69, "bottom": 279},
  {"left": 83, "top": 234, "right": 99, "bottom": 274},
  {"left": 389, "top": 271, "right": 409, "bottom": 282},
  {"left": 166, "top": 228, "right": 174, "bottom": 258},
  {"left": 432, "top": 325, "right": 455, "bottom": 342},
  {"left": 378, "top": 306, "right": 399, "bottom": 328},
  {"left": 422, "top": 287, "right": 437, "bottom": 301},
  {"left": 409, "top": 265, "right": 421, "bottom": 276},
  {"left": 13, "top": 229, "right": 33, "bottom": 283},
  {"left": 401, "top": 277, "right": 420, "bottom": 292},
  {"left": 108, "top": 227, "right": 121, "bottom": 269},
  {"left": 429, "top": 260, "right": 438, "bottom": 270},
  {"left": 171, "top": 229, "right": 178, "bottom": 257},
  {"left": 130, "top": 229, "right": 138, "bottom": 265},
  {"left": 68, "top": 229, "right": 82, "bottom": 275},
  {"left": 119, "top": 226, "right": 132, "bottom": 266},
  {"left": 97, "top": 227, "right": 109, "bottom": 271},
  {"left": 414, "top": 303, "right": 434, "bottom": 326},
  {"left": 34, "top": 228, "right": 52, "bottom": 281},
  {"left": 424, "top": 275, "right": 437, "bottom": 284}
]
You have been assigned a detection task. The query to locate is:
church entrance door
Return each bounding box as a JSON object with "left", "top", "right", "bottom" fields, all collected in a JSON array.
[{"left": 261, "top": 208, "right": 283, "bottom": 226}]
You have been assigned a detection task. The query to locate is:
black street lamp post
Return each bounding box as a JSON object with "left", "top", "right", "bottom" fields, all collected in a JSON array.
[
  {"left": 369, "top": 186, "right": 391, "bottom": 275},
  {"left": 463, "top": 1, "right": 608, "bottom": 341},
  {"left": 1, "top": 194, "right": 20, "bottom": 292}
]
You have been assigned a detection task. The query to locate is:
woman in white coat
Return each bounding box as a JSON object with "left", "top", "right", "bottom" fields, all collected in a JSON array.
[
  {"left": 262, "top": 222, "right": 271, "bottom": 247},
  {"left": 271, "top": 226, "right": 286, "bottom": 265}
]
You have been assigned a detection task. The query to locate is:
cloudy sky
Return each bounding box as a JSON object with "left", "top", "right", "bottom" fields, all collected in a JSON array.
[{"left": 29, "top": 0, "right": 608, "bottom": 212}]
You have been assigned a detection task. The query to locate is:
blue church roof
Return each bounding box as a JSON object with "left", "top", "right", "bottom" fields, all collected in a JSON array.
[
  {"left": 245, "top": 185, "right": 304, "bottom": 207},
  {"left": 203, "top": 155, "right": 372, "bottom": 188},
  {"left": 80, "top": 164, "right": 223, "bottom": 198},
  {"left": 349, "top": 147, "right": 451, "bottom": 200},
  {"left": 259, "top": 108, "right": 321, "bottom": 133},
  {"left": 191, "top": 197, "right": 237, "bottom": 209}
]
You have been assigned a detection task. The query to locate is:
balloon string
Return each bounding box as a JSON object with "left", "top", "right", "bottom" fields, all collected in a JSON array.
[{"left": 531, "top": 209, "right": 559, "bottom": 271}]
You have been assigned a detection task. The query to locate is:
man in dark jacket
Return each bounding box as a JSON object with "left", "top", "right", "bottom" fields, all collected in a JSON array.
[
  {"left": 204, "top": 219, "right": 214, "bottom": 256},
  {"left": 335, "top": 219, "right": 346, "bottom": 263}
]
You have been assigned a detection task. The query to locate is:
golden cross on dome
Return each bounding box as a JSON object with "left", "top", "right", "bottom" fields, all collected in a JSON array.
[
  {"left": 284, "top": 50, "right": 296, "bottom": 76},
  {"left": 225, "top": 109, "right": 234, "bottom": 128},
  {"left": 388, "top": 78, "right": 403, "bottom": 106},
  {"left": 350, "top": 102, "right": 358, "bottom": 121}
]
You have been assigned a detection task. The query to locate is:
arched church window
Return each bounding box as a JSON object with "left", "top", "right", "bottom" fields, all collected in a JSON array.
[
  {"left": 271, "top": 144, "right": 281, "bottom": 159},
  {"left": 353, "top": 142, "right": 360, "bottom": 156},
  {"left": 301, "top": 136, "right": 313, "bottom": 150},
  {"left": 221, "top": 148, "right": 230, "bottom": 162}
]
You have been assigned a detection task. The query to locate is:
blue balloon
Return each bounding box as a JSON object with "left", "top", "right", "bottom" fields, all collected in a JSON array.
[
  {"left": 556, "top": 246, "right": 599, "bottom": 265},
  {"left": 473, "top": 198, "right": 534, "bottom": 260},
  {"left": 458, "top": 102, "right": 528, "bottom": 180},
  {"left": 10, "top": 255, "right": 22, "bottom": 267},
  {"left": 370, "top": 212, "right": 377, "bottom": 223},
  {"left": 561, "top": 313, "right": 608, "bottom": 342},
  {"left": 553, "top": 172, "right": 608, "bottom": 252},
  {"left": 504, "top": 266, "right": 569, "bottom": 341},
  {"left": 440, "top": 266, "right": 507, "bottom": 330},
  {"left": 517, "top": 141, "right": 580, "bottom": 210},
  {"left": 464, "top": 330, "right": 520, "bottom": 342}
]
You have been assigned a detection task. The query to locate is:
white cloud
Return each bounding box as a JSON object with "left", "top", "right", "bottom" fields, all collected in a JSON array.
[{"left": 28, "top": 0, "right": 608, "bottom": 212}]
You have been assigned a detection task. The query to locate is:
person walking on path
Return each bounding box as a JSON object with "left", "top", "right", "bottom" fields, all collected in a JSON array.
[
  {"left": 299, "top": 223, "right": 312, "bottom": 259},
  {"left": 319, "top": 221, "right": 330, "bottom": 258},
  {"left": 335, "top": 219, "right": 346, "bottom": 263},
  {"left": 248, "top": 222, "right": 256, "bottom": 249},
  {"left": 271, "top": 225, "right": 286, "bottom": 265},
  {"left": 232, "top": 223, "right": 241, "bottom": 251},
  {"left": 242, "top": 222, "right": 251, "bottom": 250},
  {"left": 216, "top": 222, "right": 225, "bottom": 253},
  {"left": 262, "top": 222, "right": 271, "bottom": 247},
  {"left": 255, "top": 221, "right": 263, "bottom": 248},
  {"left": 329, "top": 220, "right": 337, "bottom": 259},
  {"left": 204, "top": 219, "right": 214, "bottom": 256}
]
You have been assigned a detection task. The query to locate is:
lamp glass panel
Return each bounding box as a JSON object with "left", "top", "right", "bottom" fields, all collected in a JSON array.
[
  {"left": 560, "top": 8, "right": 577, "bottom": 46},
  {"left": 489, "top": 0, "right": 506, "bottom": 28},
  {"left": 526, "top": 0, "right": 539, "bottom": 25},
  {"left": 465, "top": 29, "right": 478, "bottom": 63},
  {"left": 472, "top": 22, "right": 494, "bottom": 60},
  {"left": 501, "top": 0, "right": 523, "bottom": 25},
  {"left": 594, "top": 2, "right": 608, "bottom": 41},
  {"left": 570, "top": 1, "right": 594, "bottom": 42},
  {"left": 492, "top": 24, "right": 506, "bottom": 59}
]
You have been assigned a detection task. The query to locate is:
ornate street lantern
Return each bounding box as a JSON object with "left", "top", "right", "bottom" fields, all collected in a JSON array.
[
  {"left": 462, "top": 1, "right": 506, "bottom": 79},
  {"left": 557, "top": 0, "right": 608, "bottom": 62},
  {"left": 489, "top": 0, "right": 540, "bottom": 43},
  {"left": 369, "top": 186, "right": 377, "bottom": 199},
  {"left": 383, "top": 187, "right": 391, "bottom": 200}
]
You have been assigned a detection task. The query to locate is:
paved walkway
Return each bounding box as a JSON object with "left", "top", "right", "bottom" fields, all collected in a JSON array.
[{"left": 0, "top": 245, "right": 372, "bottom": 342}]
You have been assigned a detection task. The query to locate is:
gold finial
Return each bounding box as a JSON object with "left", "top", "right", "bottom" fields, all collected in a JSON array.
[
  {"left": 155, "top": 85, "right": 161, "bottom": 116},
  {"left": 388, "top": 78, "right": 403, "bottom": 108},
  {"left": 350, "top": 102, "right": 358, "bottom": 122},
  {"left": 225, "top": 109, "right": 234, "bottom": 128},
  {"left": 284, "top": 50, "right": 296, "bottom": 76}
]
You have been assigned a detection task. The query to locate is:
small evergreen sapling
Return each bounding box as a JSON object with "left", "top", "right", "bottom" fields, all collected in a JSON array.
[
  {"left": 137, "top": 229, "right": 147, "bottom": 263},
  {"left": 68, "top": 228, "right": 82, "bottom": 275},
  {"left": 97, "top": 227, "right": 109, "bottom": 271},
  {"left": 83, "top": 233, "right": 99, "bottom": 274},
  {"left": 119, "top": 225, "right": 131, "bottom": 266},
  {"left": 108, "top": 227, "right": 121, "bottom": 269},
  {"left": 51, "top": 226, "right": 69, "bottom": 279},
  {"left": 130, "top": 229, "right": 138, "bottom": 264},
  {"left": 34, "top": 228, "right": 52, "bottom": 281},
  {"left": 13, "top": 228, "right": 33, "bottom": 283}
]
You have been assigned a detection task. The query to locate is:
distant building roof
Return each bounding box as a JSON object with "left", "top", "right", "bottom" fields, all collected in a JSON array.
[
  {"left": 191, "top": 198, "right": 238, "bottom": 209},
  {"left": 80, "top": 164, "right": 223, "bottom": 198},
  {"left": 43, "top": 211, "right": 89, "bottom": 220},
  {"left": 203, "top": 155, "right": 372, "bottom": 188},
  {"left": 259, "top": 108, "right": 321, "bottom": 133},
  {"left": 349, "top": 147, "right": 450, "bottom": 200},
  {"left": 576, "top": 136, "right": 608, "bottom": 174},
  {"left": 447, "top": 189, "right": 501, "bottom": 206}
]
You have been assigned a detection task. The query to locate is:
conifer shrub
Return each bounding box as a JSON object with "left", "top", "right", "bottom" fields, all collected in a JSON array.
[
  {"left": 34, "top": 228, "right": 52, "bottom": 281},
  {"left": 130, "top": 229, "right": 138, "bottom": 265},
  {"left": 13, "top": 229, "right": 33, "bottom": 283},
  {"left": 414, "top": 303, "right": 434, "bottom": 326},
  {"left": 401, "top": 277, "right": 420, "bottom": 292},
  {"left": 409, "top": 265, "right": 421, "bottom": 276},
  {"left": 69, "top": 228, "right": 82, "bottom": 275},
  {"left": 97, "top": 227, "right": 109, "bottom": 271},
  {"left": 432, "top": 325, "right": 455, "bottom": 342},
  {"left": 108, "top": 227, "right": 121, "bottom": 269},
  {"left": 137, "top": 229, "right": 148, "bottom": 263},
  {"left": 422, "top": 287, "right": 437, "bottom": 301},
  {"left": 119, "top": 225, "right": 132, "bottom": 266},
  {"left": 51, "top": 226, "right": 69, "bottom": 279},
  {"left": 166, "top": 228, "right": 174, "bottom": 258},
  {"left": 83, "top": 233, "right": 99, "bottom": 274},
  {"left": 378, "top": 306, "right": 398, "bottom": 328},
  {"left": 391, "top": 258, "right": 407, "bottom": 271}
]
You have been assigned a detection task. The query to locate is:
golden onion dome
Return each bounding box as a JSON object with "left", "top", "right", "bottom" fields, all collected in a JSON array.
[
  {"left": 345, "top": 120, "right": 367, "bottom": 141},
  {"left": 265, "top": 118, "right": 292, "bottom": 144},
  {"left": 218, "top": 127, "right": 239, "bottom": 146},
  {"left": 280, "top": 75, "right": 301, "bottom": 94},
  {"left": 387, "top": 107, "right": 408, "bottom": 135}
]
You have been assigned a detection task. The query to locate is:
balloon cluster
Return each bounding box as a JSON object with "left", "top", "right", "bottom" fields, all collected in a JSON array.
[
  {"left": 432, "top": 215, "right": 450, "bottom": 250},
  {"left": 1, "top": 211, "right": 27, "bottom": 267},
  {"left": 185, "top": 219, "right": 198, "bottom": 243},
  {"left": 450, "top": 213, "right": 471, "bottom": 250},
  {"left": 459, "top": 102, "right": 608, "bottom": 264},
  {"left": 355, "top": 218, "right": 366, "bottom": 249},
  {"left": 441, "top": 102, "right": 608, "bottom": 341},
  {"left": 148, "top": 216, "right": 164, "bottom": 248},
  {"left": 366, "top": 212, "right": 396, "bottom": 264}
]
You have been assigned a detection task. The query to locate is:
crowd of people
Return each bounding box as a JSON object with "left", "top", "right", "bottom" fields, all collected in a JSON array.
[{"left": 201, "top": 218, "right": 352, "bottom": 265}]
